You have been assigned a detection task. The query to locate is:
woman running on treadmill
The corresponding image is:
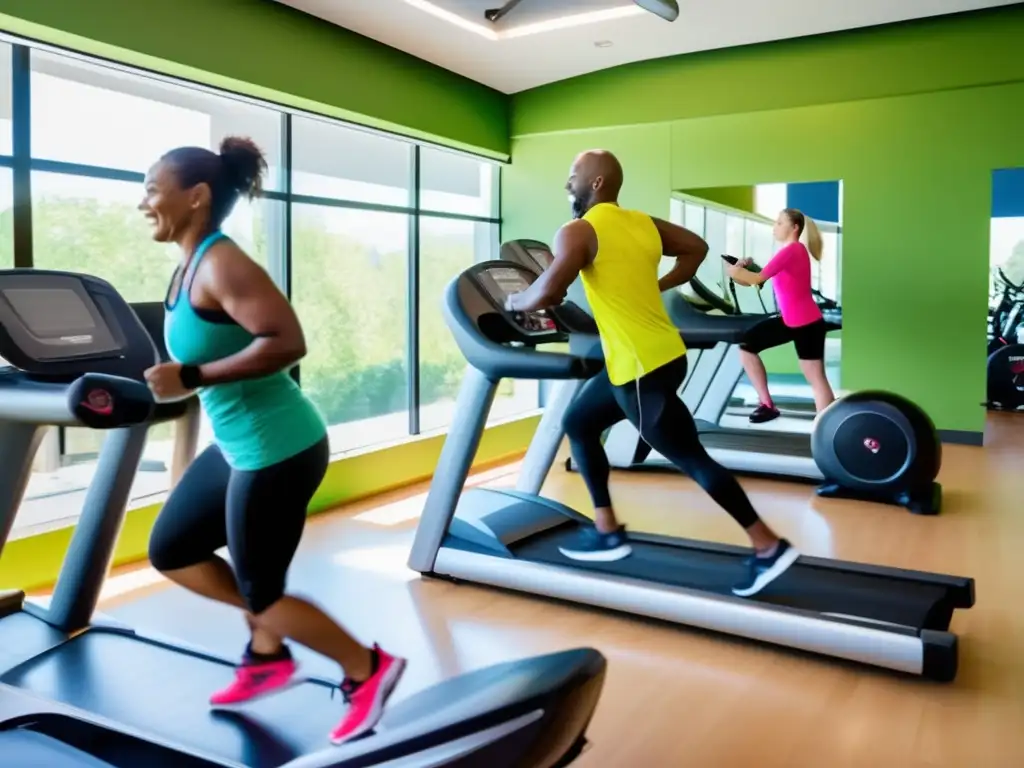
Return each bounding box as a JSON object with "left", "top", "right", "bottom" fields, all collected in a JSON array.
[
  {"left": 504, "top": 149, "right": 798, "bottom": 597},
  {"left": 726, "top": 209, "right": 836, "bottom": 423},
  {"left": 140, "top": 136, "right": 404, "bottom": 745}
]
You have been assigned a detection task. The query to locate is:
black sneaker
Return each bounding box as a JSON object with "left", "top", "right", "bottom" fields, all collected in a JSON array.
[
  {"left": 732, "top": 539, "right": 799, "bottom": 597},
  {"left": 558, "top": 526, "right": 632, "bottom": 562},
  {"left": 749, "top": 404, "right": 781, "bottom": 424}
]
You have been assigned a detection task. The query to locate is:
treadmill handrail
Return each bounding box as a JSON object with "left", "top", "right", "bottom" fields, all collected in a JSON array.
[
  {"left": 443, "top": 277, "right": 604, "bottom": 382},
  {"left": 0, "top": 372, "right": 156, "bottom": 428},
  {"left": 663, "top": 290, "right": 776, "bottom": 344}
]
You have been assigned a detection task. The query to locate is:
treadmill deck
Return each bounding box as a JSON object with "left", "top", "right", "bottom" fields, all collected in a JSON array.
[
  {"left": 698, "top": 427, "right": 814, "bottom": 458},
  {"left": 0, "top": 628, "right": 341, "bottom": 768},
  {"left": 445, "top": 527, "right": 957, "bottom": 632}
]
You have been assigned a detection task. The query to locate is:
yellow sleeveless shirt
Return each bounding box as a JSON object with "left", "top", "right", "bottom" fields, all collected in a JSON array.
[{"left": 579, "top": 203, "right": 686, "bottom": 386}]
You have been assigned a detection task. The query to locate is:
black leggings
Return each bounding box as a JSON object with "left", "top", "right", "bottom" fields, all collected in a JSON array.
[
  {"left": 149, "top": 436, "right": 329, "bottom": 614},
  {"left": 563, "top": 356, "right": 761, "bottom": 529}
]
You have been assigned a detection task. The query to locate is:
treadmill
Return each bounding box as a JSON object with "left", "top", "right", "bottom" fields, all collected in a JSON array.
[
  {"left": 601, "top": 290, "right": 837, "bottom": 478},
  {"left": 501, "top": 239, "right": 832, "bottom": 481},
  {"left": 407, "top": 259, "right": 975, "bottom": 682},
  {"left": 0, "top": 269, "right": 607, "bottom": 767}
]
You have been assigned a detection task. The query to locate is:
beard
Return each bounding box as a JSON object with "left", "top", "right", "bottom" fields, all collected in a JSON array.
[{"left": 569, "top": 190, "right": 591, "bottom": 220}]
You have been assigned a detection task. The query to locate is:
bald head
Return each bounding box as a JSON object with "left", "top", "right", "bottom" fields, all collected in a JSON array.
[
  {"left": 576, "top": 150, "right": 623, "bottom": 197},
  {"left": 566, "top": 149, "right": 623, "bottom": 219}
]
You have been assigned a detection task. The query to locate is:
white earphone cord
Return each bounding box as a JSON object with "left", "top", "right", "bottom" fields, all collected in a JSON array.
[{"left": 614, "top": 314, "right": 645, "bottom": 445}]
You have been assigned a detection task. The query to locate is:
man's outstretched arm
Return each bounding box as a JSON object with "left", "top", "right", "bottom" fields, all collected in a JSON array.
[{"left": 506, "top": 220, "right": 597, "bottom": 312}]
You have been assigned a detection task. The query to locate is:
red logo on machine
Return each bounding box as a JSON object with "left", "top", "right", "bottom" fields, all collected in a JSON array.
[
  {"left": 863, "top": 437, "right": 880, "bottom": 454},
  {"left": 80, "top": 388, "right": 114, "bottom": 416}
]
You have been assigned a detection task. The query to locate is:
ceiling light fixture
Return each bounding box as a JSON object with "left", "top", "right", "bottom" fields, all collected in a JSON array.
[
  {"left": 501, "top": 6, "right": 644, "bottom": 39},
  {"left": 402, "top": 0, "right": 647, "bottom": 41},
  {"left": 634, "top": 0, "right": 680, "bottom": 22},
  {"left": 594, "top": 40, "right": 614, "bottom": 48},
  {"left": 483, "top": 0, "right": 525, "bottom": 24},
  {"left": 402, "top": 0, "right": 498, "bottom": 40}
]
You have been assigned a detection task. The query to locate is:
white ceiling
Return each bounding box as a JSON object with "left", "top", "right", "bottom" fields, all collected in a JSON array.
[{"left": 274, "top": 0, "right": 1019, "bottom": 94}]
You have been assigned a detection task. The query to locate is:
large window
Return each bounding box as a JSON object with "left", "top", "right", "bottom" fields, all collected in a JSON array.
[
  {"left": 2, "top": 39, "right": 504, "bottom": 537},
  {"left": 417, "top": 216, "right": 530, "bottom": 432},
  {"left": 0, "top": 42, "right": 11, "bottom": 156},
  {"left": 0, "top": 43, "right": 12, "bottom": 269},
  {"left": 420, "top": 145, "right": 498, "bottom": 217},
  {"left": 292, "top": 116, "right": 410, "bottom": 205},
  {"left": 416, "top": 146, "right": 521, "bottom": 432},
  {"left": 30, "top": 51, "right": 284, "bottom": 186},
  {"left": 292, "top": 206, "right": 410, "bottom": 452},
  {"left": 0, "top": 168, "right": 12, "bottom": 268},
  {"left": 31, "top": 172, "right": 178, "bottom": 298}
]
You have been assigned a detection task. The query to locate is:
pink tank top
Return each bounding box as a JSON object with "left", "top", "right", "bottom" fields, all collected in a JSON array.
[{"left": 760, "top": 242, "right": 823, "bottom": 328}]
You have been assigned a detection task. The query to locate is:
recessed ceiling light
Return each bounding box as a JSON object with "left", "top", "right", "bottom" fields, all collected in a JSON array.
[{"left": 594, "top": 40, "right": 613, "bottom": 48}]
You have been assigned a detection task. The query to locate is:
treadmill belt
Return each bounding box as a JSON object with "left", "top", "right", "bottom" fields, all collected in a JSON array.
[
  {"left": 700, "top": 429, "right": 814, "bottom": 458},
  {"left": 509, "top": 529, "right": 950, "bottom": 631},
  {"left": 0, "top": 630, "right": 340, "bottom": 768}
]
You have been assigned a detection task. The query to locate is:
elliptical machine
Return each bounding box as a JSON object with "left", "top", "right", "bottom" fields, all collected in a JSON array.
[{"left": 986, "top": 267, "right": 1024, "bottom": 411}]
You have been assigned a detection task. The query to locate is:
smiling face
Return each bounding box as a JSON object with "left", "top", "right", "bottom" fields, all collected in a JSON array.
[
  {"left": 565, "top": 154, "right": 600, "bottom": 220},
  {"left": 138, "top": 161, "right": 207, "bottom": 244}
]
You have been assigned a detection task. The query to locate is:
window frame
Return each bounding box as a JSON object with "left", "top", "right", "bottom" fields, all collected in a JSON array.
[{"left": 0, "top": 33, "right": 511, "bottom": 478}]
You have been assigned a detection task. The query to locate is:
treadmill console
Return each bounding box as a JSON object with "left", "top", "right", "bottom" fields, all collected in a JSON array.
[
  {"left": 0, "top": 271, "right": 191, "bottom": 428},
  {"left": 466, "top": 263, "right": 563, "bottom": 344},
  {"left": 498, "top": 239, "right": 599, "bottom": 336},
  {"left": 0, "top": 270, "right": 160, "bottom": 380},
  {"left": 444, "top": 260, "right": 604, "bottom": 382},
  {"left": 499, "top": 239, "right": 555, "bottom": 275}
]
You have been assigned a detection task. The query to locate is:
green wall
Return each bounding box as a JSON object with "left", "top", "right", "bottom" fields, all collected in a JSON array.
[
  {"left": 504, "top": 6, "right": 1024, "bottom": 434},
  {"left": 681, "top": 186, "right": 755, "bottom": 214},
  {"left": 0, "top": 0, "right": 509, "bottom": 158}
]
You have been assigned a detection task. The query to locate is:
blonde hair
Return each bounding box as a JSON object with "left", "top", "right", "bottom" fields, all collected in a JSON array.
[{"left": 782, "top": 207, "right": 823, "bottom": 262}]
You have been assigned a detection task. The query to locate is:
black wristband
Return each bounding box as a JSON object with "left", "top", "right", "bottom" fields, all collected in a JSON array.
[{"left": 179, "top": 364, "right": 204, "bottom": 390}]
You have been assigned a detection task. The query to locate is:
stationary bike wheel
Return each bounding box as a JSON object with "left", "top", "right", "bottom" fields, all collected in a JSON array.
[
  {"left": 987, "top": 343, "right": 1024, "bottom": 409},
  {"left": 811, "top": 391, "right": 940, "bottom": 493}
]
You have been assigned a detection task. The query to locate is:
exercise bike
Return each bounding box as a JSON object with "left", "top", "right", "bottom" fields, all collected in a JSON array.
[{"left": 986, "top": 268, "right": 1024, "bottom": 411}]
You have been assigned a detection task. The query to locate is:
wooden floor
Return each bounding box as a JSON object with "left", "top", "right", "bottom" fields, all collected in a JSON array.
[{"left": 99, "top": 413, "right": 1024, "bottom": 767}]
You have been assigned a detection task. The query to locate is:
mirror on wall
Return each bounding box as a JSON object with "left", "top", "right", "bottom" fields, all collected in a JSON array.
[
  {"left": 986, "top": 168, "right": 1024, "bottom": 412},
  {"left": 669, "top": 181, "right": 844, "bottom": 431}
]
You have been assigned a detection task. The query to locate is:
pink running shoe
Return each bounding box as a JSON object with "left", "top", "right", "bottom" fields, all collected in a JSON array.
[
  {"left": 330, "top": 645, "right": 407, "bottom": 745},
  {"left": 210, "top": 657, "right": 300, "bottom": 708}
]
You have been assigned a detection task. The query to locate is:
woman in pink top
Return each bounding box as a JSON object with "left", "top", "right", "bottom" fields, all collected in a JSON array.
[{"left": 726, "top": 208, "right": 836, "bottom": 424}]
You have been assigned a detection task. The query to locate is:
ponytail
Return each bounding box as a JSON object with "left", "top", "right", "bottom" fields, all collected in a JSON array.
[
  {"left": 802, "top": 216, "right": 823, "bottom": 262},
  {"left": 218, "top": 136, "right": 266, "bottom": 201},
  {"left": 162, "top": 136, "right": 267, "bottom": 229},
  {"left": 781, "top": 207, "right": 824, "bottom": 261}
]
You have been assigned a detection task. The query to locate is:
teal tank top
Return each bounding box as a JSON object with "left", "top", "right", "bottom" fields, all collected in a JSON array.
[{"left": 164, "top": 231, "right": 327, "bottom": 471}]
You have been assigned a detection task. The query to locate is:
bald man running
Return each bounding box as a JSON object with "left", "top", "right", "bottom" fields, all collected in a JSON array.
[{"left": 505, "top": 150, "right": 798, "bottom": 597}]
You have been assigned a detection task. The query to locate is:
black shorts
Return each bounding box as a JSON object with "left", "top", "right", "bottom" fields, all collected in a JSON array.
[
  {"left": 148, "top": 436, "right": 329, "bottom": 614},
  {"left": 740, "top": 317, "right": 827, "bottom": 361}
]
